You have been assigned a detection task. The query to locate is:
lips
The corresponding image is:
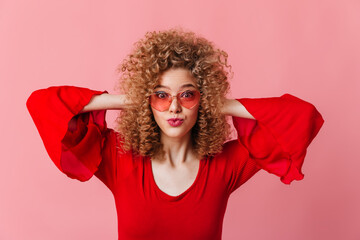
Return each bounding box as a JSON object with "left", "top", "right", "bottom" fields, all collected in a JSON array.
[{"left": 167, "top": 118, "right": 184, "bottom": 127}]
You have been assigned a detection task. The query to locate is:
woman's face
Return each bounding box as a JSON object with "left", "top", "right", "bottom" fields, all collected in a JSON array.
[{"left": 150, "top": 68, "right": 200, "bottom": 140}]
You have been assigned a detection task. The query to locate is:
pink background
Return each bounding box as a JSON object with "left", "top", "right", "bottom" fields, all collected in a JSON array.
[{"left": 1, "top": 0, "right": 358, "bottom": 239}]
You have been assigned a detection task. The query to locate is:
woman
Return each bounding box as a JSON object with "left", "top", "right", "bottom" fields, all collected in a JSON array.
[{"left": 26, "top": 28, "right": 324, "bottom": 239}]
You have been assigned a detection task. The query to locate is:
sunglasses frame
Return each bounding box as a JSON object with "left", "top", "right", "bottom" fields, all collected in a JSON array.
[{"left": 149, "top": 89, "right": 201, "bottom": 112}]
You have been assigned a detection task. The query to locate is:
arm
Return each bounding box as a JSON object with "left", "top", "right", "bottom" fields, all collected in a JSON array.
[
  {"left": 79, "top": 93, "right": 134, "bottom": 113},
  {"left": 221, "top": 93, "right": 324, "bottom": 192},
  {"left": 26, "top": 86, "right": 130, "bottom": 189},
  {"left": 221, "top": 98, "right": 256, "bottom": 119}
]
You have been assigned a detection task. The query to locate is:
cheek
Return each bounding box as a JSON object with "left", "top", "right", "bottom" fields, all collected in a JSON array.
[
  {"left": 151, "top": 110, "right": 159, "bottom": 122},
  {"left": 151, "top": 108, "right": 163, "bottom": 126},
  {"left": 188, "top": 108, "right": 199, "bottom": 125}
]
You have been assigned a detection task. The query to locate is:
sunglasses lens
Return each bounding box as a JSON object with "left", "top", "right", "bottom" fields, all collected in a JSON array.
[
  {"left": 150, "top": 92, "right": 171, "bottom": 111},
  {"left": 178, "top": 90, "right": 200, "bottom": 109},
  {"left": 150, "top": 90, "right": 200, "bottom": 112}
]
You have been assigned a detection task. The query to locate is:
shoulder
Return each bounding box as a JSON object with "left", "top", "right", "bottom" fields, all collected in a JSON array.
[
  {"left": 221, "top": 139, "right": 249, "bottom": 160},
  {"left": 208, "top": 139, "right": 250, "bottom": 172}
]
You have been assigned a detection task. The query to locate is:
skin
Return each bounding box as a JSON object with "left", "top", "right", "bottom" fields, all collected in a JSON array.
[
  {"left": 149, "top": 68, "right": 202, "bottom": 196},
  {"left": 151, "top": 68, "right": 200, "bottom": 166}
]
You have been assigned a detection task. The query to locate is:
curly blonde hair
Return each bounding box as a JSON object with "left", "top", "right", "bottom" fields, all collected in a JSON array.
[{"left": 114, "top": 27, "right": 233, "bottom": 160}]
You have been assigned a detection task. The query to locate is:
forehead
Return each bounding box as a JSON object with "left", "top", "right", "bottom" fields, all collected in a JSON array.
[{"left": 155, "top": 68, "right": 198, "bottom": 90}]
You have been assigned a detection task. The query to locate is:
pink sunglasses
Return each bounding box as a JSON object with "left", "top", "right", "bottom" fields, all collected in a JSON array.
[{"left": 149, "top": 89, "right": 201, "bottom": 112}]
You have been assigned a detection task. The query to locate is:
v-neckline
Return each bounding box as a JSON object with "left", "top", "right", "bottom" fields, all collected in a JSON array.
[{"left": 146, "top": 155, "right": 205, "bottom": 202}]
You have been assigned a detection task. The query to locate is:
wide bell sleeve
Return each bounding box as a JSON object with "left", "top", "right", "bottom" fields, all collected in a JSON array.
[
  {"left": 26, "top": 85, "right": 120, "bottom": 191},
  {"left": 226, "top": 93, "right": 324, "bottom": 192}
]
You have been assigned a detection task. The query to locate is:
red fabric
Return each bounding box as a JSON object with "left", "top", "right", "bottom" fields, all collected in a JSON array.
[{"left": 26, "top": 86, "right": 324, "bottom": 240}]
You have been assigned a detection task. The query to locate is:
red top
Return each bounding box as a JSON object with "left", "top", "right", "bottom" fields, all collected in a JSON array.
[{"left": 26, "top": 86, "right": 324, "bottom": 240}]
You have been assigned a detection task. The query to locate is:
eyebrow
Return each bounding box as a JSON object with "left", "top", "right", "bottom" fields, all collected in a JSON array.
[{"left": 154, "top": 84, "right": 197, "bottom": 90}]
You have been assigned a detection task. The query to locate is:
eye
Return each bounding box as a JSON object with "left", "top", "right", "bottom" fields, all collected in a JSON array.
[
  {"left": 155, "top": 91, "right": 169, "bottom": 99},
  {"left": 181, "top": 90, "right": 195, "bottom": 98}
]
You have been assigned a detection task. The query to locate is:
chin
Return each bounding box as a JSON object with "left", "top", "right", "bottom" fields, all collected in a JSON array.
[
  {"left": 160, "top": 126, "right": 192, "bottom": 139},
  {"left": 162, "top": 130, "right": 188, "bottom": 139}
]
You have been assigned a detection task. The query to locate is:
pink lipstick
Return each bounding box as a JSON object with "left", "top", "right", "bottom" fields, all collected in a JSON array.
[{"left": 167, "top": 118, "right": 184, "bottom": 127}]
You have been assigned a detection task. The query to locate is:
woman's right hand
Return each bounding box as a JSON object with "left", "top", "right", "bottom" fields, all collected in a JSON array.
[{"left": 79, "top": 93, "right": 134, "bottom": 113}]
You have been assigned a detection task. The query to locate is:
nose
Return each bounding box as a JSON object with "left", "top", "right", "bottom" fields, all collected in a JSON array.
[{"left": 168, "top": 96, "right": 182, "bottom": 113}]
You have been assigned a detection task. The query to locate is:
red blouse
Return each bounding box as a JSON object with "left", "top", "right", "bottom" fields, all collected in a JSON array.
[{"left": 26, "top": 86, "right": 324, "bottom": 240}]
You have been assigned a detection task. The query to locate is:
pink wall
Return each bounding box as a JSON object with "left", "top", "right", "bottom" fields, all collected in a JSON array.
[{"left": 1, "top": 0, "right": 358, "bottom": 239}]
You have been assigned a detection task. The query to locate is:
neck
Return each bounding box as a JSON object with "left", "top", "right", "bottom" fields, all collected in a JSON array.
[{"left": 157, "top": 131, "right": 197, "bottom": 167}]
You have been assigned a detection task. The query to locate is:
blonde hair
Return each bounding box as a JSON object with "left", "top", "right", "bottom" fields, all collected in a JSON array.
[{"left": 115, "top": 27, "right": 233, "bottom": 160}]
